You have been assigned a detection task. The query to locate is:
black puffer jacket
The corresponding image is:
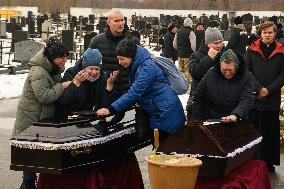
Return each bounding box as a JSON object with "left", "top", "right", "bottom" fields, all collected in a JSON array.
[
  {"left": 190, "top": 52, "right": 254, "bottom": 120},
  {"left": 189, "top": 43, "right": 215, "bottom": 95},
  {"left": 226, "top": 26, "right": 249, "bottom": 56},
  {"left": 163, "top": 31, "right": 178, "bottom": 61},
  {"left": 176, "top": 26, "right": 194, "bottom": 58},
  {"left": 89, "top": 27, "right": 137, "bottom": 95},
  {"left": 245, "top": 39, "right": 284, "bottom": 111}
]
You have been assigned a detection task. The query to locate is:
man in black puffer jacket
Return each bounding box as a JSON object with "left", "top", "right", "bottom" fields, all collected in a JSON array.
[
  {"left": 189, "top": 49, "right": 253, "bottom": 122},
  {"left": 89, "top": 9, "right": 138, "bottom": 97},
  {"left": 189, "top": 27, "right": 224, "bottom": 96}
]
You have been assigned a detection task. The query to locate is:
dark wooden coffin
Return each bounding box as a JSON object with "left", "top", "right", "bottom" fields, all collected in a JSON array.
[
  {"left": 158, "top": 120, "right": 261, "bottom": 178},
  {"left": 10, "top": 109, "right": 152, "bottom": 174}
]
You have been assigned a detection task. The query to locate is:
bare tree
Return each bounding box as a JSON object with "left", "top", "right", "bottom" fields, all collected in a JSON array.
[{"left": 192, "top": 0, "right": 201, "bottom": 9}]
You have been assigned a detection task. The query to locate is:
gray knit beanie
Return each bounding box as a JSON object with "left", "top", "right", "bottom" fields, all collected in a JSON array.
[
  {"left": 183, "top": 18, "right": 193, "bottom": 27},
  {"left": 205, "top": 27, "right": 223, "bottom": 44}
]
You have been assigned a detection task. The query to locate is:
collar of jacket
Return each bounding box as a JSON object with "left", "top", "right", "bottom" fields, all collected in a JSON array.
[
  {"left": 105, "top": 26, "right": 128, "bottom": 42},
  {"left": 198, "top": 42, "right": 209, "bottom": 54},
  {"left": 233, "top": 24, "right": 246, "bottom": 30},
  {"left": 249, "top": 38, "right": 284, "bottom": 60}
]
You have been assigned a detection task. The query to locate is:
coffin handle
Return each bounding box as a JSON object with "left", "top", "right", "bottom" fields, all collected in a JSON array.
[{"left": 70, "top": 147, "right": 92, "bottom": 157}]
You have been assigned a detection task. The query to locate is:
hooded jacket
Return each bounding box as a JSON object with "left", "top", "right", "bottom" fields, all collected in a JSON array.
[
  {"left": 190, "top": 51, "right": 254, "bottom": 120},
  {"left": 13, "top": 48, "right": 65, "bottom": 136},
  {"left": 111, "top": 46, "right": 186, "bottom": 133},
  {"left": 245, "top": 39, "right": 284, "bottom": 111}
]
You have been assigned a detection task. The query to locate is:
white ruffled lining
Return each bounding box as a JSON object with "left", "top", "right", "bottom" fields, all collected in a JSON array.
[
  {"left": 10, "top": 127, "right": 136, "bottom": 151},
  {"left": 167, "top": 136, "right": 262, "bottom": 158}
]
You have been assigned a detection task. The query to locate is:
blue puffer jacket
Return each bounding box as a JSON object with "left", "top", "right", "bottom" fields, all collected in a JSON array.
[{"left": 111, "top": 46, "right": 186, "bottom": 133}]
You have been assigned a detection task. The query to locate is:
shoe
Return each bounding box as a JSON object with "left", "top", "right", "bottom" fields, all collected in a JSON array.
[
  {"left": 19, "top": 180, "right": 36, "bottom": 189},
  {"left": 267, "top": 165, "right": 275, "bottom": 173}
]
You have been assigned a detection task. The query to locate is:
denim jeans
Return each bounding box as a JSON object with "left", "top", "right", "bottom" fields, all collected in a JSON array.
[{"left": 23, "top": 171, "right": 36, "bottom": 181}]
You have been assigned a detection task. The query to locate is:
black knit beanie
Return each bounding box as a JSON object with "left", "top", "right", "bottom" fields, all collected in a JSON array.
[
  {"left": 116, "top": 38, "right": 137, "bottom": 58},
  {"left": 44, "top": 38, "right": 69, "bottom": 63},
  {"left": 234, "top": 16, "right": 243, "bottom": 25}
]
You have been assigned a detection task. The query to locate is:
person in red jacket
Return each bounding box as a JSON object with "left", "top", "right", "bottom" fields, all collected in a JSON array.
[{"left": 245, "top": 21, "right": 284, "bottom": 172}]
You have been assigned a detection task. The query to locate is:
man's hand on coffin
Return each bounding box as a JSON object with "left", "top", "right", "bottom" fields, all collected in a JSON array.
[
  {"left": 221, "top": 114, "right": 237, "bottom": 123},
  {"left": 96, "top": 108, "right": 110, "bottom": 116}
]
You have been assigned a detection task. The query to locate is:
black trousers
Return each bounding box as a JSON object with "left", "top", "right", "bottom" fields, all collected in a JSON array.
[{"left": 249, "top": 110, "right": 280, "bottom": 166}]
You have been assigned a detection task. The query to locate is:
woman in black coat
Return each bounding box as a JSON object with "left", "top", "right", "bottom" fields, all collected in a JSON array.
[{"left": 189, "top": 49, "right": 253, "bottom": 122}]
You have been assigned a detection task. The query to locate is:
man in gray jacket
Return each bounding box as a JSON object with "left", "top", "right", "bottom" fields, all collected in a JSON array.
[{"left": 174, "top": 17, "right": 196, "bottom": 82}]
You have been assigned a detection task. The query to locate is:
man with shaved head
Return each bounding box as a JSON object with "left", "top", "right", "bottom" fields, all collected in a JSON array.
[
  {"left": 106, "top": 10, "right": 125, "bottom": 36},
  {"left": 89, "top": 9, "right": 138, "bottom": 96},
  {"left": 89, "top": 10, "right": 143, "bottom": 189}
]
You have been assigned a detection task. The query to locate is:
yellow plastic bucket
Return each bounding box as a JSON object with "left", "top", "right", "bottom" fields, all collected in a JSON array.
[{"left": 145, "top": 154, "right": 202, "bottom": 189}]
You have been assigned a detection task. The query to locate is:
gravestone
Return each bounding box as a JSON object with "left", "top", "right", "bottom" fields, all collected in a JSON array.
[
  {"left": 42, "top": 20, "right": 52, "bottom": 33},
  {"left": 37, "top": 16, "right": 43, "bottom": 34},
  {"left": 10, "top": 18, "right": 17, "bottom": 24},
  {"left": 15, "top": 31, "right": 29, "bottom": 43},
  {"left": 89, "top": 15, "right": 95, "bottom": 24},
  {"left": 228, "top": 11, "right": 236, "bottom": 20},
  {"left": 70, "top": 16, "right": 77, "bottom": 29},
  {"left": 84, "top": 32, "right": 97, "bottom": 51},
  {"left": 6, "top": 22, "right": 16, "bottom": 33},
  {"left": 62, "top": 30, "right": 74, "bottom": 51},
  {"left": 97, "top": 17, "right": 107, "bottom": 34},
  {"left": 21, "top": 17, "right": 26, "bottom": 27},
  {"left": 28, "top": 11, "right": 33, "bottom": 20},
  {"left": 14, "top": 40, "right": 45, "bottom": 65},
  {"left": 221, "top": 18, "right": 229, "bottom": 31},
  {"left": 41, "top": 20, "right": 52, "bottom": 41},
  {"left": 0, "top": 21, "right": 6, "bottom": 38},
  {"left": 81, "top": 17, "right": 88, "bottom": 26},
  {"left": 84, "top": 24, "right": 94, "bottom": 32},
  {"left": 28, "top": 20, "right": 35, "bottom": 35},
  {"left": 223, "top": 30, "right": 230, "bottom": 41},
  {"left": 51, "top": 10, "right": 60, "bottom": 22}
]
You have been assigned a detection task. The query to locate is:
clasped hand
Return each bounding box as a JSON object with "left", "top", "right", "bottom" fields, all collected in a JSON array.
[
  {"left": 221, "top": 115, "right": 237, "bottom": 123},
  {"left": 96, "top": 108, "right": 110, "bottom": 116}
]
